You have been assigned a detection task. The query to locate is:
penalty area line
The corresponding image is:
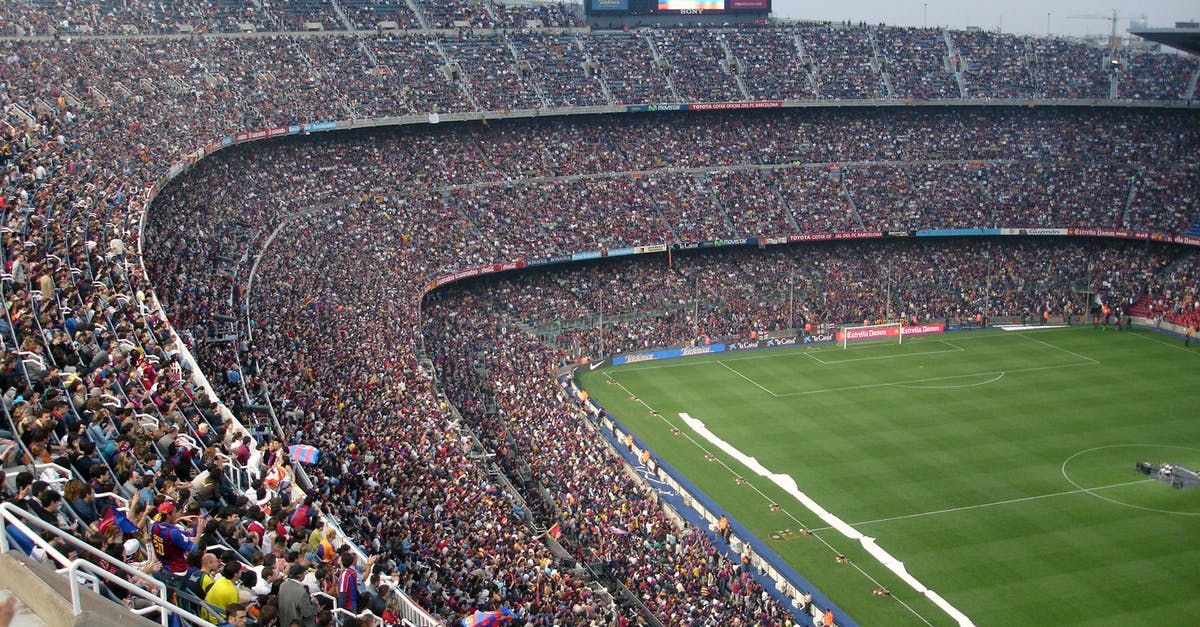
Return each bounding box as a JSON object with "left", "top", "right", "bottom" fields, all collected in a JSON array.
[
  {"left": 774, "top": 361, "right": 1096, "bottom": 397},
  {"left": 717, "top": 361, "right": 779, "bottom": 396},
  {"left": 808, "top": 478, "right": 1155, "bottom": 531}
]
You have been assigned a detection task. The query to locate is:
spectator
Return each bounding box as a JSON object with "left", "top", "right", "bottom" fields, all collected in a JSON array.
[
  {"left": 150, "top": 502, "right": 204, "bottom": 576},
  {"left": 204, "top": 561, "right": 242, "bottom": 624},
  {"left": 278, "top": 564, "right": 318, "bottom": 627}
]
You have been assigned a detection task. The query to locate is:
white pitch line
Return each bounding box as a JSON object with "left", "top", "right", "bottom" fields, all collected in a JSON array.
[
  {"left": 774, "top": 361, "right": 1096, "bottom": 397},
  {"left": 679, "top": 411, "right": 968, "bottom": 626},
  {"left": 809, "top": 478, "right": 1156, "bottom": 531},
  {"left": 613, "top": 330, "right": 1011, "bottom": 373},
  {"left": 890, "top": 371, "right": 1005, "bottom": 389},
  {"left": 939, "top": 339, "right": 967, "bottom": 351},
  {"left": 1017, "top": 332, "right": 1100, "bottom": 365},
  {"left": 600, "top": 373, "right": 939, "bottom": 626},
  {"left": 717, "top": 361, "right": 778, "bottom": 396},
  {"left": 810, "top": 346, "right": 965, "bottom": 365},
  {"left": 800, "top": 349, "right": 829, "bottom": 365},
  {"left": 617, "top": 346, "right": 839, "bottom": 372},
  {"left": 1130, "top": 328, "right": 1200, "bottom": 356}
]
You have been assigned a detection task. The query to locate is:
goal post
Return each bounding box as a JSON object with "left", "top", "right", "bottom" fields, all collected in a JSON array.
[{"left": 837, "top": 322, "right": 904, "bottom": 349}]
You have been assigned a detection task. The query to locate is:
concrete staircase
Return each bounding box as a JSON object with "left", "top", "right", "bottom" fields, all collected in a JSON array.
[
  {"left": 0, "top": 590, "right": 45, "bottom": 627},
  {"left": 1125, "top": 294, "right": 1153, "bottom": 318},
  {"left": 0, "top": 552, "right": 154, "bottom": 627}
]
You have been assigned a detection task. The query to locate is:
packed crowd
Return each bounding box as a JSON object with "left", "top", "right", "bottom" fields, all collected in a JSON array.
[
  {"left": 508, "top": 33, "right": 610, "bottom": 108},
  {"left": 0, "top": 26, "right": 1191, "bottom": 111},
  {"left": 0, "top": 12, "right": 1195, "bottom": 627},
  {"left": 0, "top": 0, "right": 581, "bottom": 35},
  {"left": 1124, "top": 164, "right": 1200, "bottom": 234},
  {"left": 442, "top": 35, "right": 545, "bottom": 111},
  {"left": 1138, "top": 254, "right": 1200, "bottom": 330},
  {"left": 649, "top": 30, "right": 743, "bottom": 103},
  {"left": 952, "top": 30, "right": 1037, "bottom": 99},
  {"left": 139, "top": 107, "right": 1196, "bottom": 627},
  {"left": 875, "top": 26, "right": 959, "bottom": 100},
  {"left": 800, "top": 23, "right": 889, "bottom": 100},
  {"left": 724, "top": 28, "right": 817, "bottom": 101},
  {"left": 478, "top": 238, "right": 1173, "bottom": 356},
  {"left": 424, "top": 288, "right": 801, "bottom": 625},
  {"left": 1117, "top": 49, "right": 1198, "bottom": 101},
  {"left": 342, "top": 0, "right": 421, "bottom": 31},
  {"left": 586, "top": 32, "right": 676, "bottom": 105}
]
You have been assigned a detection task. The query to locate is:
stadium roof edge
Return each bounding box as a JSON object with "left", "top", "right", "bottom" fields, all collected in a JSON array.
[{"left": 1129, "top": 28, "right": 1200, "bottom": 56}]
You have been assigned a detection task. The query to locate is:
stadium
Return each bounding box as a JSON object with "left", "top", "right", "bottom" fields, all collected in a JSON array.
[{"left": 0, "top": 1, "right": 1196, "bottom": 627}]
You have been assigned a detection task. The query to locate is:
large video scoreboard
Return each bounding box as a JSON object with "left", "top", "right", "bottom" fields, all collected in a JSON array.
[{"left": 586, "top": 0, "right": 769, "bottom": 16}]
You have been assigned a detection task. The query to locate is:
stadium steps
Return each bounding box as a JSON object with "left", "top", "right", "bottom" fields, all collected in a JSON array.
[
  {"left": 841, "top": 175, "right": 868, "bottom": 230},
  {"left": 1120, "top": 170, "right": 1140, "bottom": 227},
  {"left": 1126, "top": 294, "right": 1153, "bottom": 317},
  {"left": 715, "top": 36, "right": 751, "bottom": 100},
  {"left": 644, "top": 34, "right": 681, "bottom": 102},
  {"left": 866, "top": 29, "right": 895, "bottom": 98},
  {"left": 0, "top": 590, "right": 44, "bottom": 627},
  {"left": 0, "top": 552, "right": 155, "bottom": 627},
  {"left": 329, "top": 0, "right": 352, "bottom": 30},
  {"left": 942, "top": 30, "right": 967, "bottom": 98},
  {"left": 405, "top": 0, "right": 430, "bottom": 29},
  {"left": 768, "top": 174, "right": 802, "bottom": 231}
]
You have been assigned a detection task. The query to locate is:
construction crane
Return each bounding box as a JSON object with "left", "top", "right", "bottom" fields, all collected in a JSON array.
[{"left": 1067, "top": 9, "right": 1144, "bottom": 49}]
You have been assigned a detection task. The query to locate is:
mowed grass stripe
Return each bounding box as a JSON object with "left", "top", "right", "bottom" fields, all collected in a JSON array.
[{"left": 577, "top": 327, "right": 1200, "bottom": 627}]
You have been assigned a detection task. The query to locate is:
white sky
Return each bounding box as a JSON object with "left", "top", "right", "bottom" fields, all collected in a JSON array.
[{"left": 770, "top": 0, "right": 1200, "bottom": 38}]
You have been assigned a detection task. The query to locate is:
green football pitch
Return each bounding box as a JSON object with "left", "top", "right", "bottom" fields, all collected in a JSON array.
[{"left": 575, "top": 326, "right": 1200, "bottom": 627}]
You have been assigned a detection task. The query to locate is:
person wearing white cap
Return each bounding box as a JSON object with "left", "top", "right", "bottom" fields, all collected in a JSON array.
[{"left": 123, "top": 538, "right": 142, "bottom": 562}]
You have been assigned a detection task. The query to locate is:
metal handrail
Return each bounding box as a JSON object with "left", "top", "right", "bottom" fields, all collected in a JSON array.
[
  {"left": 0, "top": 502, "right": 224, "bottom": 626},
  {"left": 0, "top": 502, "right": 163, "bottom": 598},
  {"left": 63, "top": 558, "right": 213, "bottom": 627}
]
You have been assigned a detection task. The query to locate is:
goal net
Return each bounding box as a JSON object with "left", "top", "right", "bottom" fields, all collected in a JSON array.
[{"left": 838, "top": 322, "right": 904, "bottom": 349}]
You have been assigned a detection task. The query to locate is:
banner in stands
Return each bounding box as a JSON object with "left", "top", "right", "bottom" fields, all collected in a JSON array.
[
  {"left": 612, "top": 343, "right": 726, "bottom": 365},
  {"left": 590, "top": 0, "right": 629, "bottom": 10},
  {"left": 901, "top": 323, "right": 945, "bottom": 336},
  {"left": 838, "top": 326, "right": 900, "bottom": 342},
  {"left": 698, "top": 237, "right": 754, "bottom": 248},
  {"left": 626, "top": 104, "right": 684, "bottom": 113},
  {"left": 525, "top": 253, "right": 572, "bottom": 268},
  {"left": 835, "top": 323, "right": 945, "bottom": 343},
  {"left": 689, "top": 100, "right": 783, "bottom": 111},
  {"left": 303, "top": 121, "right": 338, "bottom": 132},
  {"left": 432, "top": 260, "right": 526, "bottom": 287},
  {"left": 916, "top": 228, "right": 1001, "bottom": 237},
  {"left": 1067, "top": 228, "right": 1200, "bottom": 247},
  {"left": 725, "top": 335, "right": 825, "bottom": 352},
  {"left": 627, "top": 101, "right": 781, "bottom": 113},
  {"left": 788, "top": 231, "right": 882, "bottom": 242},
  {"left": 999, "top": 228, "right": 1067, "bottom": 236}
]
